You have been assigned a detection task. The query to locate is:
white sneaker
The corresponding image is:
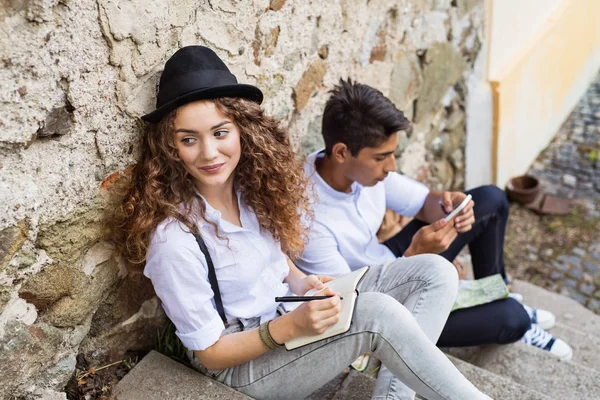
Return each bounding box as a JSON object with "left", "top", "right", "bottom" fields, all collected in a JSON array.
[
  {"left": 508, "top": 292, "right": 523, "bottom": 303},
  {"left": 521, "top": 323, "right": 573, "bottom": 360},
  {"left": 523, "top": 304, "right": 556, "bottom": 330}
]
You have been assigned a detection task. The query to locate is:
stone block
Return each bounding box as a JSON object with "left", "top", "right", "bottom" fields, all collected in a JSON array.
[
  {"left": 37, "top": 203, "right": 106, "bottom": 265},
  {"left": 46, "top": 258, "right": 120, "bottom": 327},
  {"left": 36, "top": 106, "right": 72, "bottom": 138},
  {"left": 557, "top": 254, "right": 582, "bottom": 266},
  {"left": 297, "top": 116, "right": 325, "bottom": 157},
  {"left": 415, "top": 42, "right": 467, "bottom": 122},
  {"left": 389, "top": 52, "right": 422, "bottom": 112},
  {"left": 0, "top": 321, "right": 65, "bottom": 399},
  {"left": 292, "top": 59, "right": 326, "bottom": 112},
  {"left": 455, "top": 0, "right": 480, "bottom": 18},
  {"left": 583, "top": 261, "right": 599, "bottom": 273},
  {"left": 270, "top": 0, "right": 286, "bottom": 11},
  {"left": 567, "top": 267, "right": 583, "bottom": 279},
  {"left": 114, "top": 351, "right": 250, "bottom": 399},
  {"left": 80, "top": 274, "right": 165, "bottom": 363},
  {"left": 26, "top": 0, "right": 59, "bottom": 22},
  {"left": 20, "top": 254, "right": 120, "bottom": 327},
  {"left": 549, "top": 270, "right": 565, "bottom": 281},
  {"left": 579, "top": 282, "right": 595, "bottom": 295},
  {"left": 19, "top": 264, "right": 76, "bottom": 311},
  {"left": 431, "top": 159, "right": 454, "bottom": 189},
  {"left": 0, "top": 220, "right": 27, "bottom": 272}
]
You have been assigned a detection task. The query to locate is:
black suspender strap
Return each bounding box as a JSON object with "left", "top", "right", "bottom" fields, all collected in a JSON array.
[{"left": 193, "top": 233, "right": 227, "bottom": 325}]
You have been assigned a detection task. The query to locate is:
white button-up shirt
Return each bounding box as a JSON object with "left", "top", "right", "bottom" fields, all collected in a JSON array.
[
  {"left": 297, "top": 149, "right": 430, "bottom": 277},
  {"left": 144, "top": 191, "right": 292, "bottom": 351}
]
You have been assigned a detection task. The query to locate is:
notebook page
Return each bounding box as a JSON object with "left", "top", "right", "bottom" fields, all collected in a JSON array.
[
  {"left": 285, "top": 266, "right": 369, "bottom": 350},
  {"left": 284, "top": 291, "right": 358, "bottom": 350},
  {"left": 304, "top": 266, "right": 369, "bottom": 296}
]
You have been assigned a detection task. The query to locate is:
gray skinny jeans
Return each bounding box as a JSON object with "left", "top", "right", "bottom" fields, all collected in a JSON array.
[{"left": 190, "top": 254, "right": 491, "bottom": 400}]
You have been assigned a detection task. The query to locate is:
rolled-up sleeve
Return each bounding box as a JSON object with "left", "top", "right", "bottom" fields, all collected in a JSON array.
[
  {"left": 144, "top": 222, "right": 225, "bottom": 351},
  {"left": 296, "top": 222, "right": 352, "bottom": 277},
  {"left": 384, "top": 172, "right": 430, "bottom": 217}
]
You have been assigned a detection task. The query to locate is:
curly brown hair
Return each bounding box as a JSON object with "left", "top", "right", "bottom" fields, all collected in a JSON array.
[{"left": 111, "top": 98, "right": 312, "bottom": 271}]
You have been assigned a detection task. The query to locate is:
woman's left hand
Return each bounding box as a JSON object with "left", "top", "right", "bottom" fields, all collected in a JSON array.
[{"left": 301, "top": 275, "right": 335, "bottom": 295}]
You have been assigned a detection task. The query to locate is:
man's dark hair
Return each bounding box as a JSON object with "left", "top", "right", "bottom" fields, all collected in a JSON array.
[{"left": 321, "top": 79, "right": 410, "bottom": 156}]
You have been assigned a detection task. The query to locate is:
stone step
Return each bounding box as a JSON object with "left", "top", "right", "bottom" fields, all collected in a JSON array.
[
  {"left": 309, "top": 356, "right": 550, "bottom": 400},
  {"left": 512, "top": 279, "right": 600, "bottom": 336},
  {"left": 550, "top": 322, "right": 600, "bottom": 371},
  {"left": 118, "top": 350, "right": 551, "bottom": 400},
  {"left": 444, "top": 341, "right": 600, "bottom": 399},
  {"left": 448, "top": 355, "right": 551, "bottom": 400},
  {"left": 113, "top": 350, "right": 250, "bottom": 400}
]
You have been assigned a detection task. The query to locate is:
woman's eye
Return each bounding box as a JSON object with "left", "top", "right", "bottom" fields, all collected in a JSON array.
[
  {"left": 214, "top": 130, "right": 228, "bottom": 138},
  {"left": 182, "top": 137, "right": 196, "bottom": 144}
]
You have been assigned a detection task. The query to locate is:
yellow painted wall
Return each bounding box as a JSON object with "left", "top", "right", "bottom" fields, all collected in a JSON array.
[
  {"left": 490, "top": 0, "right": 600, "bottom": 186},
  {"left": 487, "top": 0, "right": 563, "bottom": 80}
]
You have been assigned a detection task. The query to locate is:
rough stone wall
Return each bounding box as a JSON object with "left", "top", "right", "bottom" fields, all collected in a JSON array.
[{"left": 0, "top": 0, "right": 483, "bottom": 398}]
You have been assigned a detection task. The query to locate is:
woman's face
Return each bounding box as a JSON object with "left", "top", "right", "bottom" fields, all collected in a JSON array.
[{"left": 173, "top": 100, "right": 241, "bottom": 193}]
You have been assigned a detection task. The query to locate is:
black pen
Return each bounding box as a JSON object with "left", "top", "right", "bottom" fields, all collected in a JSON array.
[{"left": 276, "top": 295, "right": 343, "bottom": 302}]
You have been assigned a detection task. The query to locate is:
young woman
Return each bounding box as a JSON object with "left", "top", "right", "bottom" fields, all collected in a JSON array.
[{"left": 113, "top": 46, "right": 491, "bottom": 400}]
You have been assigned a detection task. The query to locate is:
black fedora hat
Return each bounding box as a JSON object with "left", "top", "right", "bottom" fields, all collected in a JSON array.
[{"left": 142, "top": 46, "right": 263, "bottom": 123}]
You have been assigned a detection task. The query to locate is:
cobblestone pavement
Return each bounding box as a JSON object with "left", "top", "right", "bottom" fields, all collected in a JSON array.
[{"left": 520, "top": 72, "right": 600, "bottom": 313}]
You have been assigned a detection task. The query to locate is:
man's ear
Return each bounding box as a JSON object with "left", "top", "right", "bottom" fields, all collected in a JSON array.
[{"left": 331, "top": 142, "right": 350, "bottom": 163}]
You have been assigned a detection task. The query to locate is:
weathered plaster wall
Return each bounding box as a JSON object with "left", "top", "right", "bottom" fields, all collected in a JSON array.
[{"left": 0, "top": 0, "right": 484, "bottom": 397}]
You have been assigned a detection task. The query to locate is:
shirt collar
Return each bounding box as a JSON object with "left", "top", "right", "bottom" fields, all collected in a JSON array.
[
  {"left": 193, "top": 185, "right": 250, "bottom": 233},
  {"left": 305, "top": 148, "right": 360, "bottom": 200}
]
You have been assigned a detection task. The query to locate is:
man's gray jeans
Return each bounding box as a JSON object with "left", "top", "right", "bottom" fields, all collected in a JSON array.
[{"left": 189, "top": 254, "right": 491, "bottom": 400}]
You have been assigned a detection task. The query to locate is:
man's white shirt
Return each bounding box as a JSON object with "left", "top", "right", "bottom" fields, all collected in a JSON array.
[{"left": 297, "top": 149, "right": 430, "bottom": 277}]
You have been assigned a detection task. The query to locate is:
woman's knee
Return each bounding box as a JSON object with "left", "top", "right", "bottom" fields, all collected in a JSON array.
[
  {"left": 355, "top": 292, "right": 416, "bottom": 329},
  {"left": 412, "top": 253, "right": 459, "bottom": 292}
]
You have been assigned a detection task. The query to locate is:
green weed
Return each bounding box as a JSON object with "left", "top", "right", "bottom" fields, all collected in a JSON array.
[{"left": 156, "top": 318, "right": 190, "bottom": 366}]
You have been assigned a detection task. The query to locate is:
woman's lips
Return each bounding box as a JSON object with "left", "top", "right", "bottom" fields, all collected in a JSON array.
[{"left": 199, "top": 163, "right": 225, "bottom": 173}]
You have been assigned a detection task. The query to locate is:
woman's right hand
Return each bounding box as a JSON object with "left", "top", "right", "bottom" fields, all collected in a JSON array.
[{"left": 289, "top": 287, "right": 342, "bottom": 337}]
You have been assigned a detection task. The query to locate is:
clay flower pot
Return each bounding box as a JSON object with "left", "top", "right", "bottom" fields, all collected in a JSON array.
[{"left": 505, "top": 175, "right": 541, "bottom": 204}]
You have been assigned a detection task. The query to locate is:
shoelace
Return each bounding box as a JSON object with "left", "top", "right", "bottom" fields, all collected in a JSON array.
[
  {"left": 522, "top": 304, "right": 538, "bottom": 324},
  {"left": 521, "top": 323, "right": 555, "bottom": 351}
]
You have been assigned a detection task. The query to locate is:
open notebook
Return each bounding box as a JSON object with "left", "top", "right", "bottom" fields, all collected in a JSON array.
[{"left": 285, "top": 266, "right": 370, "bottom": 350}]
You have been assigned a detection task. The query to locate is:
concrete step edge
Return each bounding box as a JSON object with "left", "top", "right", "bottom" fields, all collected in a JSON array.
[
  {"left": 313, "top": 358, "right": 551, "bottom": 400},
  {"left": 114, "top": 351, "right": 250, "bottom": 400},
  {"left": 550, "top": 321, "right": 600, "bottom": 371},
  {"left": 512, "top": 279, "right": 600, "bottom": 336},
  {"left": 448, "top": 355, "right": 552, "bottom": 400},
  {"left": 444, "top": 341, "right": 600, "bottom": 399}
]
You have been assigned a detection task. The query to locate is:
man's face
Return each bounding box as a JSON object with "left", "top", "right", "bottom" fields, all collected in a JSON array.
[{"left": 344, "top": 133, "right": 398, "bottom": 187}]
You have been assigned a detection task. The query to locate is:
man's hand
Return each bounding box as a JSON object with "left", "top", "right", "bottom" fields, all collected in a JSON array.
[
  {"left": 404, "top": 218, "right": 458, "bottom": 256},
  {"left": 441, "top": 191, "right": 475, "bottom": 233}
]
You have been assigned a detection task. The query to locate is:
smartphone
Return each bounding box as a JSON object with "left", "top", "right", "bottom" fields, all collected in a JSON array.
[{"left": 443, "top": 194, "right": 473, "bottom": 222}]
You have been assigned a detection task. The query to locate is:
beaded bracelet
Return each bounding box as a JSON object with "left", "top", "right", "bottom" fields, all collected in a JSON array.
[{"left": 259, "top": 321, "right": 283, "bottom": 350}]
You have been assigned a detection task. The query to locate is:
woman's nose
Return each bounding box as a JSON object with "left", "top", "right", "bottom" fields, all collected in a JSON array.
[{"left": 200, "top": 138, "right": 219, "bottom": 160}]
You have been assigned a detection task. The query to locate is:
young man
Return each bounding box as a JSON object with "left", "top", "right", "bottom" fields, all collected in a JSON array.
[{"left": 297, "top": 79, "right": 572, "bottom": 357}]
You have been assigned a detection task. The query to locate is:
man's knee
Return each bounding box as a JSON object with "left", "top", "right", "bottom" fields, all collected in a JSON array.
[
  {"left": 496, "top": 299, "right": 531, "bottom": 344},
  {"left": 471, "top": 185, "right": 508, "bottom": 213}
]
